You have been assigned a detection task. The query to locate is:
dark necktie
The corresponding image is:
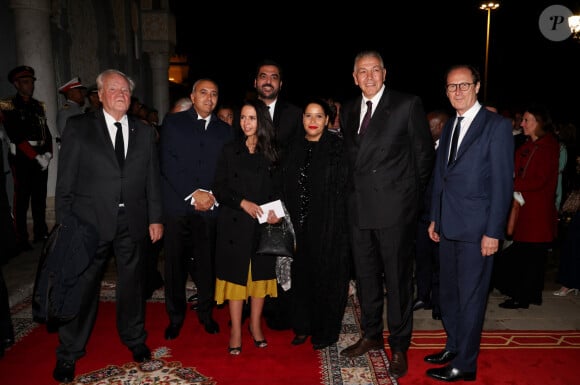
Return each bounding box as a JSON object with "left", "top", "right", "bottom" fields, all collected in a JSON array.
[
  {"left": 448, "top": 116, "right": 463, "bottom": 165},
  {"left": 359, "top": 100, "right": 372, "bottom": 135},
  {"left": 114, "top": 122, "right": 124, "bottom": 168},
  {"left": 199, "top": 118, "right": 207, "bottom": 130}
]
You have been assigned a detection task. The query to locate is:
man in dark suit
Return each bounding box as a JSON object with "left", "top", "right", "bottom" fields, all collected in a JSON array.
[
  {"left": 252, "top": 59, "right": 303, "bottom": 330},
  {"left": 52, "top": 69, "right": 163, "bottom": 383},
  {"left": 159, "top": 78, "right": 233, "bottom": 340},
  {"left": 339, "top": 50, "right": 435, "bottom": 380},
  {"left": 413, "top": 110, "right": 449, "bottom": 320},
  {"left": 425, "top": 64, "right": 513, "bottom": 382}
]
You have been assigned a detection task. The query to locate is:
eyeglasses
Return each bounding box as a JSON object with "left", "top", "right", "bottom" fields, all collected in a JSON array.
[{"left": 446, "top": 82, "right": 475, "bottom": 92}]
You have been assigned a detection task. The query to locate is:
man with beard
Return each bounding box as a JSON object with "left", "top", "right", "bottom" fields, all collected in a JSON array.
[{"left": 252, "top": 59, "right": 302, "bottom": 330}]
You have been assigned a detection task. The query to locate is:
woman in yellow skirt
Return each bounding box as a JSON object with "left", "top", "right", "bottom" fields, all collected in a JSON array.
[{"left": 213, "top": 98, "right": 281, "bottom": 355}]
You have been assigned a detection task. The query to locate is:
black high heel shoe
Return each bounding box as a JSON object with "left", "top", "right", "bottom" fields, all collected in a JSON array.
[
  {"left": 291, "top": 334, "right": 308, "bottom": 345},
  {"left": 228, "top": 346, "right": 242, "bottom": 355},
  {"left": 248, "top": 325, "right": 268, "bottom": 348}
]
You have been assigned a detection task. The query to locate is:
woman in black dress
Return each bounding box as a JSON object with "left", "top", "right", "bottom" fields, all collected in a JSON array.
[
  {"left": 213, "top": 98, "right": 281, "bottom": 355},
  {"left": 282, "top": 98, "right": 351, "bottom": 350}
]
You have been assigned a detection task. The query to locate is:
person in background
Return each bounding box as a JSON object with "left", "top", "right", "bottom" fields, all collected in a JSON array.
[
  {"left": 0, "top": 65, "right": 53, "bottom": 252},
  {"left": 52, "top": 69, "right": 163, "bottom": 383},
  {"left": 339, "top": 50, "right": 435, "bottom": 381},
  {"left": 553, "top": 155, "right": 580, "bottom": 296},
  {"left": 282, "top": 98, "right": 350, "bottom": 350},
  {"left": 425, "top": 64, "right": 513, "bottom": 382},
  {"left": 159, "top": 78, "right": 234, "bottom": 340},
  {"left": 216, "top": 104, "right": 235, "bottom": 126},
  {"left": 325, "top": 97, "right": 342, "bottom": 136},
  {"left": 170, "top": 97, "right": 193, "bottom": 113},
  {"left": 84, "top": 85, "right": 102, "bottom": 113},
  {"left": 213, "top": 98, "right": 280, "bottom": 355},
  {"left": 253, "top": 59, "right": 302, "bottom": 331},
  {"left": 495, "top": 105, "right": 559, "bottom": 310},
  {"left": 56, "top": 77, "right": 87, "bottom": 139},
  {"left": 413, "top": 109, "right": 449, "bottom": 321},
  {"left": 1, "top": 137, "right": 16, "bottom": 357}
]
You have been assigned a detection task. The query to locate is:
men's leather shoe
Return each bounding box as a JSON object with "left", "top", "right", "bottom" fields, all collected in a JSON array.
[
  {"left": 413, "top": 299, "right": 432, "bottom": 311},
  {"left": 131, "top": 343, "right": 151, "bottom": 362},
  {"left": 202, "top": 318, "right": 220, "bottom": 334},
  {"left": 53, "top": 359, "right": 75, "bottom": 383},
  {"left": 164, "top": 323, "right": 182, "bottom": 340},
  {"left": 424, "top": 349, "right": 457, "bottom": 365},
  {"left": 498, "top": 298, "right": 529, "bottom": 309},
  {"left": 426, "top": 365, "right": 476, "bottom": 382},
  {"left": 340, "top": 337, "right": 383, "bottom": 357},
  {"left": 390, "top": 351, "right": 408, "bottom": 378}
]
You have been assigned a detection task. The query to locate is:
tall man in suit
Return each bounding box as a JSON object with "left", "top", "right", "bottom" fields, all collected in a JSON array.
[
  {"left": 160, "top": 78, "right": 233, "bottom": 340},
  {"left": 53, "top": 69, "right": 163, "bottom": 383},
  {"left": 339, "top": 50, "right": 435, "bottom": 380},
  {"left": 253, "top": 59, "right": 303, "bottom": 330},
  {"left": 425, "top": 64, "right": 513, "bottom": 382}
]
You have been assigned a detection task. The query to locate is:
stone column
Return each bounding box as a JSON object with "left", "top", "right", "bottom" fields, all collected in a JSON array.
[
  {"left": 142, "top": 9, "right": 175, "bottom": 121},
  {"left": 9, "top": 0, "right": 57, "bottom": 205},
  {"left": 148, "top": 51, "right": 170, "bottom": 120}
]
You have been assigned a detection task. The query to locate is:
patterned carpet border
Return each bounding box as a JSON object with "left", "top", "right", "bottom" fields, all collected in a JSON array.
[{"left": 320, "top": 295, "right": 396, "bottom": 385}]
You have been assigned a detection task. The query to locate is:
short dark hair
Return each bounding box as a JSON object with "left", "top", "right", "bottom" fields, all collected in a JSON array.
[{"left": 255, "top": 59, "right": 283, "bottom": 80}]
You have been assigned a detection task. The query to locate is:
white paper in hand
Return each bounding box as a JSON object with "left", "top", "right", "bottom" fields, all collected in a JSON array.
[{"left": 257, "top": 199, "right": 285, "bottom": 224}]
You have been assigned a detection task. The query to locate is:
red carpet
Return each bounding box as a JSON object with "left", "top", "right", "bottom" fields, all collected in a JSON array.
[
  {"left": 400, "top": 330, "right": 580, "bottom": 385},
  {"left": 0, "top": 294, "right": 320, "bottom": 384}
]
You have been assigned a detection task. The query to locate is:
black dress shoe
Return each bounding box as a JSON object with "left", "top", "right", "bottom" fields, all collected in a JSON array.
[
  {"left": 340, "top": 337, "right": 383, "bottom": 357},
  {"left": 413, "top": 299, "right": 433, "bottom": 311},
  {"left": 291, "top": 334, "right": 308, "bottom": 345},
  {"left": 187, "top": 293, "right": 199, "bottom": 302},
  {"left": 131, "top": 343, "right": 151, "bottom": 362},
  {"left": 164, "top": 323, "right": 182, "bottom": 340},
  {"left": 426, "top": 365, "right": 476, "bottom": 382},
  {"left": 53, "top": 359, "right": 76, "bottom": 383},
  {"left": 424, "top": 349, "right": 457, "bottom": 365},
  {"left": 202, "top": 318, "right": 220, "bottom": 334},
  {"left": 390, "top": 351, "right": 408, "bottom": 378},
  {"left": 498, "top": 298, "right": 529, "bottom": 309}
]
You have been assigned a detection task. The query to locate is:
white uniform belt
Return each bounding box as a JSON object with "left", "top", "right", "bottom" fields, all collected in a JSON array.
[{"left": 9, "top": 140, "right": 45, "bottom": 155}]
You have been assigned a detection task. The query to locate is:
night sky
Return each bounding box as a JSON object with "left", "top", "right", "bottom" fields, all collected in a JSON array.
[{"left": 169, "top": 0, "right": 580, "bottom": 125}]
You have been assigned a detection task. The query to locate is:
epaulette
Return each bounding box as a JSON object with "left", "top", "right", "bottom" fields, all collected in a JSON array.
[
  {"left": 0, "top": 98, "right": 15, "bottom": 111},
  {"left": 39, "top": 100, "right": 47, "bottom": 113},
  {"left": 63, "top": 103, "right": 70, "bottom": 109}
]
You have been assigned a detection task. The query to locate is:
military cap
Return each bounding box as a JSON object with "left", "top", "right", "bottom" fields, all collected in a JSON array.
[
  {"left": 8, "top": 65, "right": 36, "bottom": 83},
  {"left": 59, "top": 76, "right": 87, "bottom": 94}
]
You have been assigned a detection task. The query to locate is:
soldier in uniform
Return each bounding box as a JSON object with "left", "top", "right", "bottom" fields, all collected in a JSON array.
[
  {"left": 84, "top": 84, "right": 101, "bottom": 113},
  {"left": 0, "top": 66, "right": 53, "bottom": 252},
  {"left": 56, "top": 77, "right": 87, "bottom": 139}
]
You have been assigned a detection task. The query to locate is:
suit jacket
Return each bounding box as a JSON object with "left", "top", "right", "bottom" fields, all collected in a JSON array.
[
  {"left": 271, "top": 99, "right": 303, "bottom": 151},
  {"left": 159, "top": 109, "right": 234, "bottom": 218},
  {"left": 342, "top": 88, "right": 435, "bottom": 229},
  {"left": 430, "top": 107, "right": 514, "bottom": 242},
  {"left": 55, "top": 109, "right": 163, "bottom": 243}
]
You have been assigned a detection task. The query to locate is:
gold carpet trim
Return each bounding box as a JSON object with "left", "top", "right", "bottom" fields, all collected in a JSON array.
[{"left": 409, "top": 331, "right": 580, "bottom": 349}]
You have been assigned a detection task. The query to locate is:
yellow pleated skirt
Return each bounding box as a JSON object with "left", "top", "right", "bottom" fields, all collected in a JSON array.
[{"left": 215, "top": 262, "right": 278, "bottom": 305}]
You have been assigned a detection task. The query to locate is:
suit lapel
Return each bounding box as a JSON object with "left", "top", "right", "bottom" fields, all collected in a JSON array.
[{"left": 454, "top": 108, "right": 485, "bottom": 163}]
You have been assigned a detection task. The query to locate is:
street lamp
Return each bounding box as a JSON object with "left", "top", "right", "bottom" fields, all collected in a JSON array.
[{"left": 480, "top": 2, "right": 500, "bottom": 103}]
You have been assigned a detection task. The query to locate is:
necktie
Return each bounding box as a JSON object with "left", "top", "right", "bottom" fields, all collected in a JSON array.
[
  {"left": 199, "top": 118, "right": 207, "bottom": 130},
  {"left": 114, "top": 122, "right": 124, "bottom": 168},
  {"left": 448, "top": 116, "right": 463, "bottom": 165},
  {"left": 359, "top": 101, "right": 372, "bottom": 135}
]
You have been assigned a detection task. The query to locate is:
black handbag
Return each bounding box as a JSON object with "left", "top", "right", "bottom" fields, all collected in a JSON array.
[{"left": 256, "top": 218, "right": 295, "bottom": 257}]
